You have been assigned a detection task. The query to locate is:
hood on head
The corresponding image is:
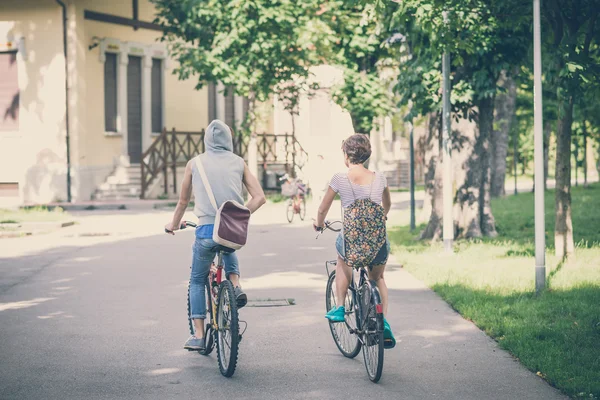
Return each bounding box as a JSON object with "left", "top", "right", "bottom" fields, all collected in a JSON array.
[{"left": 205, "top": 119, "right": 233, "bottom": 152}]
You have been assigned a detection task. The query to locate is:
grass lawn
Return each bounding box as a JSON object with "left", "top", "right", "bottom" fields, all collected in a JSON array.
[
  {"left": 0, "top": 207, "right": 70, "bottom": 225},
  {"left": 389, "top": 183, "right": 600, "bottom": 399}
]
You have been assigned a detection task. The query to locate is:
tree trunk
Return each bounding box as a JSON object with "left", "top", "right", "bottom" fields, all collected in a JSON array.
[
  {"left": 554, "top": 92, "right": 575, "bottom": 258},
  {"left": 490, "top": 71, "right": 517, "bottom": 197},
  {"left": 420, "top": 112, "right": 443, "bottom": 240},
  {"left": 479, "top": 96, "right": 497, "bottom": 237},
  {"left": 543, "top": 120, "right": 552, "bottom": 190},
  {"left": 454, "top": 96, "right": 497, "bottom": 238},
  {"left": 582, "top": 120, "right": 588, "bottom": 187}
]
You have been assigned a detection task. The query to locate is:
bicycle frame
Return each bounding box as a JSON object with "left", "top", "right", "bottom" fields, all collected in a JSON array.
[
  {"left": 208, "top": 252, "right": 224, "bottom": 332},
  {"left": 326, "top": 261, "right": 383, "bottom": 344}
]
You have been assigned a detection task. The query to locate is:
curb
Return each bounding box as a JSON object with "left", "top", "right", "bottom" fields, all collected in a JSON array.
[{"left": 0, "top": 220, "right": 76, "bottom": 239}]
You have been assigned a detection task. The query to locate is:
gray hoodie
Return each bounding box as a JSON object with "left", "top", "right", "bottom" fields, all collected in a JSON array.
[{"left": 192, "top": 120, "right": 245, "bottom": 225}]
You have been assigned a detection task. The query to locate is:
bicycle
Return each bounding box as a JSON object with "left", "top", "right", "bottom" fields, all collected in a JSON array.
[
  {"left": 166, "top": 221, "right": 246, "bottom": 378},
  {"left": 280, "top": 174, "right": 306, "bottom": 223},
  {"left": 316, "top": 221, "right": 385, "bottom": 383}
]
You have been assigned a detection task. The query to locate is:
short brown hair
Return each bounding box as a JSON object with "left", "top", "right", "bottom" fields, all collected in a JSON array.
[{"left": 342, "top": 134, "right": 371, "bottom": 164}]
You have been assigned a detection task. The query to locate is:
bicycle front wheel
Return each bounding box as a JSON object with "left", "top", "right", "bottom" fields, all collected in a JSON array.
[
  {"left": 216, "top": 280, "right": 240, "bottom": 377},
  {"left": 286, "top": 199, "right": 294, "bottom": 223},
  {"left": 360, "top": 280, "right": 384, "bottom": 383},
  {"left": 325, "top": 270, "right": 361, "bottom": 358}
]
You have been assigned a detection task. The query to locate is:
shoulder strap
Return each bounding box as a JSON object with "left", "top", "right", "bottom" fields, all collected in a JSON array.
[
  {"left": 369, "top": 172, "right": 376, "bottom": 198},
  {"left": 346, "top": 174, "right": 356, "bottom": 201},
  {"left": 194, "top": 156, "right": 218, "bottom": 211}
]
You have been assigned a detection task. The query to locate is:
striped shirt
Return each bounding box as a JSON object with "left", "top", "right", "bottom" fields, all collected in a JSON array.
[{"left": 329, "top": 172, "right": 388, "bottom": 208}]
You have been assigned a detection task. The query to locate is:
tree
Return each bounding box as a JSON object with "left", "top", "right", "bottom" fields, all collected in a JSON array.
[
  {"left": 152, "top": 0, "right": 323, "bottom": 131},
  {"left": 317, "top": 2, "right": 396, "bottom": 134},
  {"left": 542, "top": 1, "right": 599, "bottom": 258},
  {"left": 490, "top": 69, "right": 518, "bottom": 197},
  {"left": 390, "top": 0, "right": 531, "bottom": 238}
]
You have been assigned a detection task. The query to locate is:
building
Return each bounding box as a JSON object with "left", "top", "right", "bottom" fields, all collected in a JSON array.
[{"left": 0, "top": 0, "right": 248, "bottom": 206}]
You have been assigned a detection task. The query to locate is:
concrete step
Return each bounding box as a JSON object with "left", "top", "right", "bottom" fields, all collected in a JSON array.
[
  {"left": 93, "top": 193, "right": 140, "bottom": 201},
  {"left": 97, "top": 182, "right": 141, "bottom": 191},
  {"left": 105, "top": 176, "right": 142, "bottom": 185},
  {"left": 96, "top": 186, "right": 142, "bottom": 196}
]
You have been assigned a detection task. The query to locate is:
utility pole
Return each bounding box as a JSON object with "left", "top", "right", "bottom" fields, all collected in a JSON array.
[
  {"left": 409, "top": 114, "right": 416, "bottom": 231},
  {"left": 442, "top": 11, "right": 454, "bottom": 253},
  {"left": 533, "top": 0, "right": 546, "bottom": 293}
]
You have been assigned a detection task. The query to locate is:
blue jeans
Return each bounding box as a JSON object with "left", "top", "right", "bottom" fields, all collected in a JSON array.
[{"left": 189, "top": 238, "right": 240, "bottom": 320}]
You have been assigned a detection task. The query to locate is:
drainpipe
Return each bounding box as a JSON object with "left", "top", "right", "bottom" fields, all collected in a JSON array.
[{"left": 56, "top": 0, "right": 72, "bottom": 202}]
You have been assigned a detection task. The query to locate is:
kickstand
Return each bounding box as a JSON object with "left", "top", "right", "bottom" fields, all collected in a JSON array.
[{"left": 239, "top": 320, "right": 248, "bottom": 341}]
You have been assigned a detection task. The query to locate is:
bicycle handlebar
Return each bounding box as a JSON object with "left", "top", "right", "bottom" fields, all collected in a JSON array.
[
  {"left": 165, "top": 220, "right": 197, "bottom": 234},
  {"left": 315, "top": 220, "right": 342, "bottom": 239}
]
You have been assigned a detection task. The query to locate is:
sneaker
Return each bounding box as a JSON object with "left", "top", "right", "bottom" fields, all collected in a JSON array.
[
  {"left": 325, "top": 306, "right": 345, "bottom": 322},
  {"left": 234, "top": 286, "right": 248, "bottom": 309},
  {"left": 383, "top": 319, "right": 396, "bottom": 349},
  {"left": 183, "top": 335, "right": 205, "bottom": 351}
]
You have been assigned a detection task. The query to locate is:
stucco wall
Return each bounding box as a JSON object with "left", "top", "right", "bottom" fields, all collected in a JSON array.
[
  {"left": 0, "top": 0, "right": 211, "bottom": 204},
  {"left": 0, "top": 0, "right": 68, "bottom": 204},
  {"left": 74, "top": 0, "right": 209, "bottom": 200}
]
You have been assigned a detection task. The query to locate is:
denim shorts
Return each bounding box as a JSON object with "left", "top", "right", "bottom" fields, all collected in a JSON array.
[{"left": 335, "top": 233, "right": 390, "bottom": 268}]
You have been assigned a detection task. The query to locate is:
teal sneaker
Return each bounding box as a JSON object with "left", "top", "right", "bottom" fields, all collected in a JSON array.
[
  {"left": 383, "top": 319, "right": 396, "bottom": 349},
  {"left": 325, "top": 306, "right": 345, "bottom": 323}
]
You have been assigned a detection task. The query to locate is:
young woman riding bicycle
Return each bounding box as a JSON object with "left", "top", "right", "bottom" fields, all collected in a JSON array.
[
  {"left": 165, "top": 120, "right": 266, "bottom": 351},
  {"left": 313, "top": 134, "right": 396, "bottom": 349}
]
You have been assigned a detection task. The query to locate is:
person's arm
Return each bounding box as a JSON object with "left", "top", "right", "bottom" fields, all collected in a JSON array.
[
  {"left": 243, "top": 163, "right": 266, "bottom": 214},
  {"left": 382, "top": 186, "right": 391, "bottom": 217},
  {"left": 315, "top": 187, "right": 336, "bottom": 231},
  {"left": 165, "top": 160, "right": 193, "bottom": 234}
]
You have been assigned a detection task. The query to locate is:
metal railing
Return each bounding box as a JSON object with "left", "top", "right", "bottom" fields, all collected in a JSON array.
[{"left": 140, "top": 129, "right": 308, "bottom": 198}]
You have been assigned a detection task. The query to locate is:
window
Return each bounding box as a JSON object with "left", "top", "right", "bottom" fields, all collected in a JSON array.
[
  {"left": 104, "top": 53, "right": 118, "bottom": 132},
  {"left": 151, "top": 58, "right": 163, "bottom": 133},
  {"left": 0, "top": 52, "right": 19, "bottom": 132}
]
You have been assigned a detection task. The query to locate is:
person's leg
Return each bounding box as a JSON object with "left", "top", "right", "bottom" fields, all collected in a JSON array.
[
  {"left": 188, "top": 239, "right": 214, "bottom": 343},
  {"left": 368, "top": 265, "right": 388, "bottom": 316},
  {"left": 370, "top": 240, "right": 395, "bottom": 349},
  {"left": 335, "top": 256, "right": 352, "bottom": 307},
  {"left": 223, "top": 251, "right": 247, "bottom": 307}
]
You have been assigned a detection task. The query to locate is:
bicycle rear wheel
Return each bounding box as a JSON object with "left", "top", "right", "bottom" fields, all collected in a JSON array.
[
  {"left": 216, "top": 280, "right": 240, "bottom": 377},
  {"left": 286, "top": 199, "right": 294, "bottom": 223},
  {"left": 325, "top": 270, "right": 361, "bottom": 358},
  {"left": 360, "top": 280, "right": 384, "bottom": 383},
  {"left": 299, "top": 197, "right": 306, "bottom": 221}
]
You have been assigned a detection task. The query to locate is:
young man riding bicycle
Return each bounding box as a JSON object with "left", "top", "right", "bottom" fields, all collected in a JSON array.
[{"left": 165, "top": 120, "right": 266, "bottom": 351}]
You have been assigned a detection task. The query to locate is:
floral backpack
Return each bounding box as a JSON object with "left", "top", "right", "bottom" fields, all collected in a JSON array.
[{"left": 342, "top": 175, "right": 387, "bottom": 268}]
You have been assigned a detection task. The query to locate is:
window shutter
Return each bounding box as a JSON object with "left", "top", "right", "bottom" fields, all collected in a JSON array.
[
  {"left": 104, "top": 53, "right": 118, "bottom": 132},
  {"left": 151, "top": 58, "right": 163, "bottom": 133}
]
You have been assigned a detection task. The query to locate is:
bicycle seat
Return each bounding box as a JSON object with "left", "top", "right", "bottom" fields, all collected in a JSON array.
[{"left": 212, "top": 244, "right": 236, "bottom": 254}]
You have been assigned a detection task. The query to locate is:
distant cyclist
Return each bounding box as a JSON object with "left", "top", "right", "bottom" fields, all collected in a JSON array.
[
  {"left": 313, "top": 134, "right": 396, "bottom": 349},
  {"left": 165, "top": 120, "right": 266, "bottom": 351}
]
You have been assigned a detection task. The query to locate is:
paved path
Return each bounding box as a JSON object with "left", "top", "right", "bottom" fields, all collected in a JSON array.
[{"left": 0, "top": 206, "right": 565, "bottom": 399}]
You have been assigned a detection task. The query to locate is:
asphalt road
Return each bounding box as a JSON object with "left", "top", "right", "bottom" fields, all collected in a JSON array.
[{"left": 0, "top": 207, "right": 565, "bottom": 400}]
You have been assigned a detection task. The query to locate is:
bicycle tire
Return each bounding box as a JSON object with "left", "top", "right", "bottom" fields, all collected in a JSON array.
[
  {"left": 325, "top": 271, "right": 361, "bottom": 358},
  {"left": 286, "top": 199, "right": 294, "bottom": 223},
  {"left": 216, "top": 280, "right": 240, "bottom": 377},
  {"left": 199, "top": 281, "right": 215, "bottom": 355},
  {"left": 360, "top": 280, "right": 384, "bottom": 383},
  {"left": 299, "top": 197, "right": 306, "bottom": 221}
]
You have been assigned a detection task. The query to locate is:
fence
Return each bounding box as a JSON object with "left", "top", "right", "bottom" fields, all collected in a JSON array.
[{"left": 140, "top": 129, "right": 308, "bottom": 198}]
